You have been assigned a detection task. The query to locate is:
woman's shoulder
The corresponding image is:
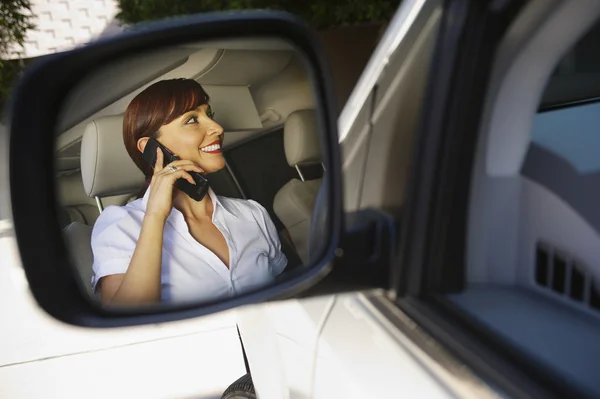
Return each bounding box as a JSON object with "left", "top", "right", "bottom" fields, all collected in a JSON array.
[{"left": 92, "top": 200, "right": 144, "bottom": 235}]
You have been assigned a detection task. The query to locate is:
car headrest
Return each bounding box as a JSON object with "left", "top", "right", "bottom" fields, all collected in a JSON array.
[
  {"left": 283, "top": 109, "right": 322, "bottom": 166},
  {"left": 81, "top": 115, "right": 145, "bottom": 198}
]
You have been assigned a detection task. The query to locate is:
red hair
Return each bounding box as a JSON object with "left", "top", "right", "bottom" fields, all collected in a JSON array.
[{"left": 123, "top": 78, "right": 210, "bottom": 179}]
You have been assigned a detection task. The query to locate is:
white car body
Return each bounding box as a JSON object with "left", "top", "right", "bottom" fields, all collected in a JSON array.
[
  {"left": 235, "top": 2, "right": 464, "bottom": 398},
  {"left": 3, "top": 0, "right": 598, "bottom": 397}
]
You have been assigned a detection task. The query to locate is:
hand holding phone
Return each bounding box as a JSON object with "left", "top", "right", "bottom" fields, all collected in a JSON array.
[{"left": 142, "top": 137, "right": 210, "bottom": 202}]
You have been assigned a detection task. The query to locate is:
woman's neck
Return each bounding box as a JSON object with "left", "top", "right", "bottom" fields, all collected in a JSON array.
[{"left": 173, "top": 190, "right": 213, "bottom": 221}]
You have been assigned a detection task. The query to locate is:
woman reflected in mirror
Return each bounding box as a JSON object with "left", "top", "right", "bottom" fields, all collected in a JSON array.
[{"left": 91, "top": 78, "right": 287, "bottom": 305}]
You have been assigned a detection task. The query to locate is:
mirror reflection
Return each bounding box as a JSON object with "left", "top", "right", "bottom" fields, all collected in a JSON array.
[{"left": 55, "top": 37, "right": 326, "bottom": 308}]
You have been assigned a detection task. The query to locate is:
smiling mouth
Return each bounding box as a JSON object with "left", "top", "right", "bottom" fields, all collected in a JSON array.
[{"left": 199, "top": 141, "right": 222, "bottom": 154}]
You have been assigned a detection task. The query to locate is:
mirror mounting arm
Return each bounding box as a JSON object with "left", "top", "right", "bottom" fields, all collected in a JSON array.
[{"left": 298, "top": 209, "right": 398, "bottom": 298}]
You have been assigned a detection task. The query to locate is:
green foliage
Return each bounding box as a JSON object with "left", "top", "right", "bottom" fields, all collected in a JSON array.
[
  {"left": 0, "top": 0, "right": 34, "bottom": 56},
  {"left": 117, "top": 0, "right": 401, "bottom": 29},
  {"left": 0, "top": 0, "right": 35, "bottom": 112},
  {"left": 0, "top": 59, "right": 23, "bottom": 108}
]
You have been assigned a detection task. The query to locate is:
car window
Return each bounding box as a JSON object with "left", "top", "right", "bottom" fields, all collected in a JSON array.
[
  {"left": 541, "top": 20, "right": 600, "bottom": 108},
  {"left": 529, "top": 103, "right": 600, "bottom": 173},
  {"left": 523, "top": 19, "right": 600, "bottom": 233},
  {"left": 453, "top": 11, "right": 600, "bottom": 396}
]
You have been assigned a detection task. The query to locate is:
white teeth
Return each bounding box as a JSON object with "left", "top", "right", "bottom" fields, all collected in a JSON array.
[{"left": 200, "top": 143, "right": 221, "bottom": 152}]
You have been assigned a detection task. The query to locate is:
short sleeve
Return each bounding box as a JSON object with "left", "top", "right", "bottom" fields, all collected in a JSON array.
[
  {"left": 249, "top": 200, "right": 288, "bottom": 275},
  {"left": 90, "top": 205, "right": 140, "bottom": 291}
]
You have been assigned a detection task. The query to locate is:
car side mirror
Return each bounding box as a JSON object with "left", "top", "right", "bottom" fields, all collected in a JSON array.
[{"left": 4, "top": 11, "right": 393, "bottom": 328}]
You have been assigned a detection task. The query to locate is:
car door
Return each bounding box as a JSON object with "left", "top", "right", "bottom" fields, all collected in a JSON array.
[
  {"left": 238, "top": 1, "right": 451, "bottom": 398},
  {"left": 313, "top": 0, "right": 457, "bottom": 397},
  {"left": 237, "top": 1, "right": 451, "bottom": 397},
  {"left": 313, "top": 0, "right": 600, "bottom": 398}
]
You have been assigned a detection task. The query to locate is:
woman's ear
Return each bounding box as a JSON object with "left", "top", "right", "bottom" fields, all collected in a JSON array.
[{"left": 137, "top": 137, "right": 150, "bottom": 153}]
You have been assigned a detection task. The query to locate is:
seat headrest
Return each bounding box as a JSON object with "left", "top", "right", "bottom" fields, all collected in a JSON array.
[
  {"left": 81, "top": 115, "right": 145, "bottom": 198},
  {"left": 284, "top": 109, "right": 322, "bottom": 166}
]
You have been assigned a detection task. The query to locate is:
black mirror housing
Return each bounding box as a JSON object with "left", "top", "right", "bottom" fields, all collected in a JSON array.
[{"left": 7, "top": 11, "right": 343, "bottom": 327}]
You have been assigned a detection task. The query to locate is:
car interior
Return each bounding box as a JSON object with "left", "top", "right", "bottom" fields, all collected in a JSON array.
[
  {"left": 447, "top": 4, "right": 600, "bottom": 396},
  {"left": 53, "top": 37, "right": 324, "bottom": 296}
]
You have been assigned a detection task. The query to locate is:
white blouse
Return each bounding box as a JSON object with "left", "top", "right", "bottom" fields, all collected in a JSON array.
[{"left": 91, "top": 188, "right": 287, "bottom": 303}]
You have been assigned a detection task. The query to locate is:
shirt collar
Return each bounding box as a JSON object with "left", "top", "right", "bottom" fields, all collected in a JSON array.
[{"left": 140, "top": 186, "right": 235, "bottom": 222}]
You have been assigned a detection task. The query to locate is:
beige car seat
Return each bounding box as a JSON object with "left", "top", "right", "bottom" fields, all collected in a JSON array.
[
  {"left": 62, "top": 115, "right": 145, "bottom": 295},
  {"left": 273, "top": 109, "right": 322, "bottom": 263}
]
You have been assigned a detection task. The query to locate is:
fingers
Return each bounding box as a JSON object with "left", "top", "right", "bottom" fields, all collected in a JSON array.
[
  {"left": 167, "top": 169, "right": 196, "bottom": 185},
  {"left": 166, "top": 159, "right": 204, "bottom": 170},
  {"left": 153, "top": 157, "right": 203, "bottom": 174},
  {"left": 152, "top": 163, "right": 203, "bottom": 186},
  {"left": 160, "top": 161, "right": 204, "bottom": 175}
]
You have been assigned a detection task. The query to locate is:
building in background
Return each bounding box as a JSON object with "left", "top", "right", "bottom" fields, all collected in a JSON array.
[
  {"left": 11, "top": 0, "right": 382, "bottom": 108},
  {"left": 11, "top": 0, "right": 122, "bottom": 60}
]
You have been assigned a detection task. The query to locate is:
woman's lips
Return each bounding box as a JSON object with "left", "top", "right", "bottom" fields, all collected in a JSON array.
[{"left": 199, "top": 140, "right": 222, "bottom": 154}]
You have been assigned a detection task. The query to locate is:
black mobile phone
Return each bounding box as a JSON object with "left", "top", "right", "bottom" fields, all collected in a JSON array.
[{"left": 142, "top": 137, "right": 209, "bottom": 201}]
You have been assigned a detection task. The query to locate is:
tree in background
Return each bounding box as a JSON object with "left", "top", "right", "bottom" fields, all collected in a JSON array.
[
  {"left": 116, "top": 0, "right": 400, "bottom": 29},
  {"left": 0, "top": 0, "right": 34, "bottom": 112}
]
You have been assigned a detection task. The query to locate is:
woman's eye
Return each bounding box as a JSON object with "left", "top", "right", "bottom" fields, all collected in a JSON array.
[
  {"left": 185, "top": 116, "right": 198, "bottom": 125},
  {"left": 206, "top": 106, "right": 215, "bottom": 120}
]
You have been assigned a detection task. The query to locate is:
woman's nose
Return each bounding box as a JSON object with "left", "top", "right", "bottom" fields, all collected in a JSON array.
[{"left": 206, "top": 120, "right": 224, "bottom": 137}]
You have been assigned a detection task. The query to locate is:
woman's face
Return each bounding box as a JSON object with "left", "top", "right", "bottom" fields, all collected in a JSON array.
[{"left": 143, "top": 104, "right": 225, "bottom": 174}]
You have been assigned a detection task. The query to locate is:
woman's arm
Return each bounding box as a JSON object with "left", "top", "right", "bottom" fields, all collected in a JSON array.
[
  {"left": 99, "top": 214, "right": 165, "bottom": 305},
  {"left": 99, "top": 148, "right": 204, "bottom": 305}
]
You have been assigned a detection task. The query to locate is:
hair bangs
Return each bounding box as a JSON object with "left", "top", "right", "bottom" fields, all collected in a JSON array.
[{"left": 163, "top": 80, "right": 210, "bottom": 126}]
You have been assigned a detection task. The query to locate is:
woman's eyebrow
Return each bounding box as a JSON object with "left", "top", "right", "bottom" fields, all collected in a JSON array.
[
  {"left": 180, "top": 105, "right": 207, "bottom": 118},
  {"left": 181, "top": 111, "right": 195, "bottom": 118},
  {"left": 182, "top": 106, "right": 202, "bottom": 116},
  {"left": 179, "top": 105, "right": 206, "bottom": 120}
]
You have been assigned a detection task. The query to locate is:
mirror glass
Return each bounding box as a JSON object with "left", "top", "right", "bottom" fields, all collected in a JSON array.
[{"left": 54, "top": 36, "right": 327, "bottom": 309}]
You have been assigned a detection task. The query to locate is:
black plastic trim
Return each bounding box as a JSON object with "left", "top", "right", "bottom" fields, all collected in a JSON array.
[
  {"left": 423, "top": 0, "right": 521, "bottom": 293},
  {"left": 538, "top": 96, "right": 600, "bottom": 113},
  {"left": 8, "top": 11, "right": 342, "bottom": 327},
  {"left": 236, "top": 325, "right": 251, "bottom": 375},
  {"left": 395, "top": 0, "right": 470, "bottom": 296}
]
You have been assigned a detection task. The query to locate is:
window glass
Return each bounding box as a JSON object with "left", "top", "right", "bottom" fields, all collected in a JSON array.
[
  {"left": 530, "top": 102, "right": 600, "bottom": 173},
  {"left": 541, "top": 20, "right": 600, "bottom": 108},
  {"left": 457, "top": 13, "right": 600, "bottom": 397},
  {"left": 524, "top": 18, "right": 600, "bottom": 233}
]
